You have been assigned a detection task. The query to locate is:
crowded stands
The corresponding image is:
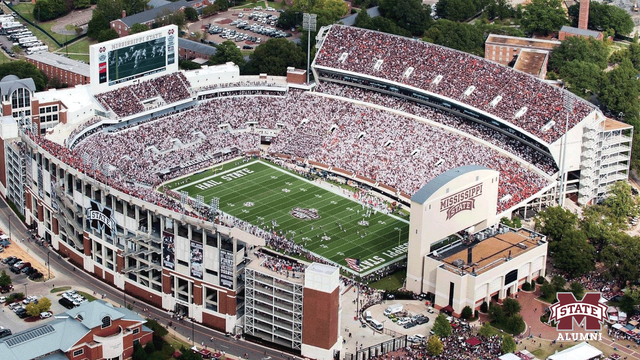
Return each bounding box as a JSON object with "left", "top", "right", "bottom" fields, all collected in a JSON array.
[
  {"left": 95, "top": 73, "right": 192, "bottom": 117},
  {"left": 64, "top": 90, "right": 551, "bottom": 214},
  {"left": 314, "top": 25, "right": 595, "bottom": 144}
]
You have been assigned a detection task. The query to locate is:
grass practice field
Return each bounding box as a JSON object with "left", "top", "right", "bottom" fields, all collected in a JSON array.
[{"left": 170, "top": 160, "right": 409, "bottom": 275}]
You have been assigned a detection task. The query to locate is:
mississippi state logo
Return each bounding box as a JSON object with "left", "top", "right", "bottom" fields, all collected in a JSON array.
[
  {"left": 87, "top": 201, "right": 116, "bottom": 238},
  {"left": 290, "top": 207, "right": 320, "bottom": 220},
  {"left": 549, "top": 292, "right": 608, "bottom": 331},
  {"left": 99, "top": 46, "right": 106, "bottom": 53},
  {"left": 168, "top": 29, "right": 175, "bottom": 35}
]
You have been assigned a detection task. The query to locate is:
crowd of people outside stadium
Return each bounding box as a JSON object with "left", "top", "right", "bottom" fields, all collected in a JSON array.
[{"left": 314, "top": 26, "right": 595, "bottom": 144}]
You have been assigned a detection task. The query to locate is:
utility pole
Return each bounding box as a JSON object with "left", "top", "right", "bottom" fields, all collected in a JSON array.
[{"left": 302, "top": 13, "right": 316, "bottom": 85}]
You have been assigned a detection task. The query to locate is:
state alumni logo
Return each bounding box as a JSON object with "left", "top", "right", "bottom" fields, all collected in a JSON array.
[{"left": 549, "top": 292, "right": 608, "bottom": 331}]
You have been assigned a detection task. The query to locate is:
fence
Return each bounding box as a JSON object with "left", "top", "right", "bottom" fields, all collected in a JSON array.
[
  {"left": 3, "top": 1, "right": 86, "bottom": 48},
  {"left": 343, "top": 335, "right": 407, "bottom": 360}
]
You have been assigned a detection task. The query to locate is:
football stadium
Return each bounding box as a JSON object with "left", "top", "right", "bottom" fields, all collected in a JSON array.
[{"left": 0, "top": 23, "right": 633, "bottom": 356}]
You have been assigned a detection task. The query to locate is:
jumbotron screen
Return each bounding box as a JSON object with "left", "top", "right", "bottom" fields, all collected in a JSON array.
[
  {"left": 90, "top": 25, "right": 178, "bottom": 92},
  {"left": 108, "top": 37, "right": 167, "bottom": 82}
]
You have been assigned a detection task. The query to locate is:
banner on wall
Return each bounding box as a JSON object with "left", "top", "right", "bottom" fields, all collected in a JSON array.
[
  {"left": 219, "top": 249, "right": 234, "bottom": 289},
  {"left": 162, "top": 231, "right": 175, "bottom": 270},
  {"left": 190, "top": 241, "right": 203, "bottom": 279}
]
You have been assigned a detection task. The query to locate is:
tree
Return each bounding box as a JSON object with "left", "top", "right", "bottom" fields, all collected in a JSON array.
[
  {"left": 144, "top": 318, "right": 169, "bottom": 337},
  {"left": 26, "top": 297, "right": 52, "bottom": 317},
  {"left": 129, "top": 23, "right": 150, "bottom": 34},
  {"left": 74, "top": 0, "right": 91, "bottom": 9},
  {"left": 133, "top": 344, "right": 148, "bottom": 360},
  {"left": 184, "top": 7, "right": 198, "bottom": 22},
  {"left": 33, "top": 0, "right": 69, "bottom": 21},
  {"left": 278, "top": 9, "right": 301, "bottom": 29},
  {"left": 502, "top": 298, "right": 521, "bottom": 318},
  {"left": 432, "top": 314, "right": 452, "bottom": 337},
  {"left": 570, "top": 281, "right": 585, "bottom": 299},
  {"left": 87, "top": 11, "right": 110, "bottom": 39},
  {"left": 598, "top": 58, "right": 640, "bottom": 121},
  {"left": 461, "top": 305, "right": 473, "bottom": 320},
  {"left": 505, "top": 314, "right": 526, "bottom": 334},
  {"left": 354, "top": 10, "right": 412, "bottom": 36},
  {"left": 0, "top": 61, "right": 48, "bottom": 91},
  {"left": 559, "top": 60, "right": 602, "bottom": 99},
  {"left": 480, "top": 301, "right": 488, "bottom": 313},
  {"left": 619, "top": 293, "right": 636, "bottom": 315},
  {"left": 550, "top": 229, "right": 595, "bottom": 278},
  {"left": 549, "top": 36, "right": 609, "bottom": 72},
  {"left": 488, "top": 303, "right": 505, "bottom": 324},
  {"left": 540, "top": 282, "right": 557, "bottom": 301},
  {"left": 0, "top": 270, "right": 11, "bottom": 287},
  {"left": 154, "top": 8, "right": 186, "bottom": 29},
  {"left": 245, "top": 39, "right": 305, "bottom": 76},
  {"left": 520, "top": 0, "right": 567, "bottom": 35},
  {"left": 569, "top": 1, "right": 634, "bottom": 36},
  {"left": 423, "top": 19, "right": 485, "bottom": 56},
  {"left": 534, "top": 206, "right": 578, "bottom": 242},
  {"left": 478, "top": 322, "right": 497, "bottom": 337},
  {"left": 426, "top": 336, "right": 443, "bottom": 356},
  {"left": 95, "top": 0, "right": 124, "bottom": 22},
  {"left": 216, "top": 0, "right": 229, "bottom": 11},
  {"left": 209, "top": 41, "right": 246, "bottom": 67},
  {"left": 580, "top": 205, "right": 621, "bottom": 252},
  {"left": 98, "top": 29, "right": 120, "bottom": 42},
  {"left": 601, "top": 232, "right": 640, "bottom": 282},
  {"left": 435, "top": 0, "right": 479, "bottom": 22},
  {"left": 177, "top": 347, "right": 202, "bottom": 360},
  {"left": 605, "top": 181, "right": 638, "bottom": 220},
  {"left": 501, "top": 334, "right": 517, "bottom": 353},
  {"left": 379, "top": 0, "right": 432, "bottom": 35}
]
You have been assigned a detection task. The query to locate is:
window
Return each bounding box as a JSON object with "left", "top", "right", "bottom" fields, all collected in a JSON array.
[
  {"left": 101, "top": 316, "right": 111, "bottom": 329},
  {"left": 132, "top": 327, "right": 140, "bottom": 334},
  {"left": 72, "top": 349, "right": 84, "bottom": 357},
  {"left": 205, "top": 269, "right": 218, "bottom": 276},
  {"left": 11, "top": 88, "right": 30, "bottom": 110},
  {"left": 178, "top": 260, "right": 188, "bottom": 267}
]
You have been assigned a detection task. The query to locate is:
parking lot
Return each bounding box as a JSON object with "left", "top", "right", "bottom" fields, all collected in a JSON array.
[
  {"left": 0, "top": 253, "right": 81, "bottom": 336},
  {"left": 191, "top": 6, "right": 301, "bottom": 49}
]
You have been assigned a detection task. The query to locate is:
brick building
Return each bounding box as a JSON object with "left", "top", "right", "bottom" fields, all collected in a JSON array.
[
  {"left": 558, "top": 25, "right": 604, "bottom": 41},
  {"left": 110, "top": 0, "right": 211, "bottom": 37},
  {"left": 484, "top": 34, "right": 560, "bottom": 67},
  {"left": 26, "top": 52, "right": 90, "bottom": 87},
  {"left": 0, "top": 300, "right": 153, "bottom": 360},
  {"left": 178, "top": 38, "right": 217, "bottom": 61}
]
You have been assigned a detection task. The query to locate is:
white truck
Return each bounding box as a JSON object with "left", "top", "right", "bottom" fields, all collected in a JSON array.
[{"left": 383, "top": 303, "right": 403, "bottom": 316}]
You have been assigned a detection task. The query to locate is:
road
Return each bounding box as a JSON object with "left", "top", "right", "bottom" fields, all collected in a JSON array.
[{"left": 0, "top": 196, "right": 298, "bottom": 360}]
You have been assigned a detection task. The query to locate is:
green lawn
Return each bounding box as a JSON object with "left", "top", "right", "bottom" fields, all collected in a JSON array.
[
  {"left": 57, "top": 37, "right": 94, "bottom": 64},
  {"left": 169, "top": 160, "right": 409, "bottom": 274},
  {"left": 370, "top": 270, "right": 406, "bottom": 291},
  {"left": 50, "top": 286, "right": 71, "bottom": 293}
]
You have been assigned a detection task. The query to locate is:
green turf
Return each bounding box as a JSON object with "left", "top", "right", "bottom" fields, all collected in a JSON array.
[
  {"left": 169, "top": 160, "right": 409, "bottom": 274},
  {"left": 369, "top": 270, "right": 406, "bottom": 291}
]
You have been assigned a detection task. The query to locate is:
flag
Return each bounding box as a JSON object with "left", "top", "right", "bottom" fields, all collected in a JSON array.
[{"left": 345, "top": 258, "right": 360, "bottom": 272}]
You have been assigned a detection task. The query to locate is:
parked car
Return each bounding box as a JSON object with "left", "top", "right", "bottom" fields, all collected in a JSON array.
[
  {"left": 2, "top": 256, "right": 16, "bottom": 264},
  {"left": 0, "top": 285, "right": 13, "bottom": 293},
  {"left": 408, "top": 334, "right": 425, "bottom": 343},
  {"left": 59, "top": 297, "right": 76, "bottom": 309},
  {"left": 0, "top": 296, "right": 5, "bottom": 303},
  {"left": 39, "top": 311, "right": 52, "bottom": 319},
  {"left": 21, "top": 266, "right": 32, "bottom": 274},
  {"left": 0, "top": 328, "right": 11, "bottom": 339},
  {"left": 29, "top": 272, "right": 43, "bottom": 280}
]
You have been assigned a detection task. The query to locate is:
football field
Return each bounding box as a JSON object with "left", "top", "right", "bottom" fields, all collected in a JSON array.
[{"left": 169, "top": 160, "right": 409, "bottom": 275}]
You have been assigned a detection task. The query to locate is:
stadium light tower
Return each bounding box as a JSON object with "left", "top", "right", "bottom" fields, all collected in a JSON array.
[
  {"left": 302, "top": 13, "right": 317, "bottom": 85},
  {"left": 559, "top": 95, "right": 575, "bottom": 207}
]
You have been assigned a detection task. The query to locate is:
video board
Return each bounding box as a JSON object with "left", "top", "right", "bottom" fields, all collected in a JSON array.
[{"left": 90, "top": 25, "right": 178, "bottom": 93}]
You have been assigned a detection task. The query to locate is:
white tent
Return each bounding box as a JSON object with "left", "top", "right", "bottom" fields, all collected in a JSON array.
[
  {"left": 547, "top": 342, "right": 603, "bottom": 360},
  {"left": 499, "top": 354, "right": 522, "bottom": 360}
]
